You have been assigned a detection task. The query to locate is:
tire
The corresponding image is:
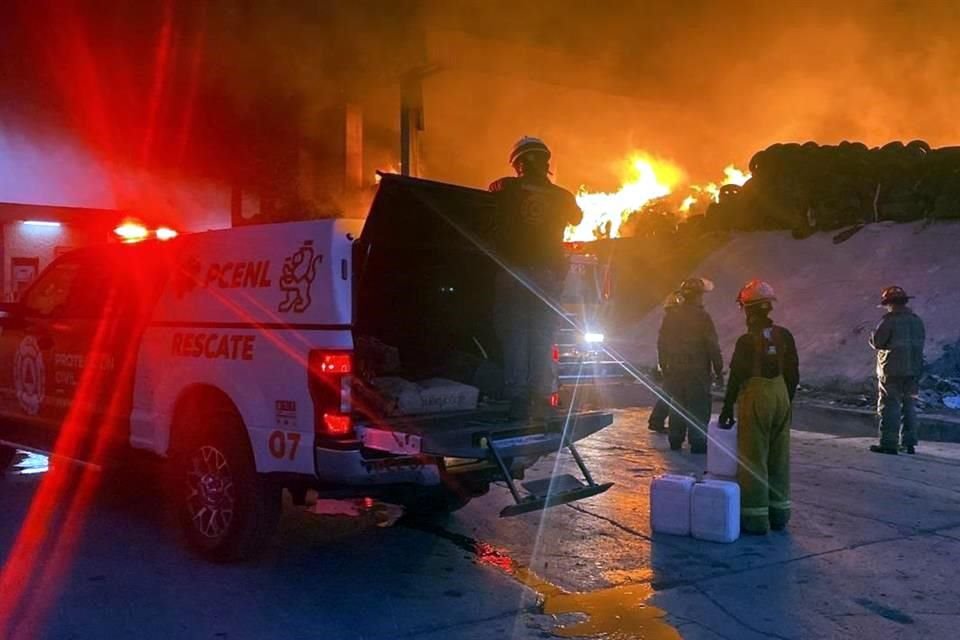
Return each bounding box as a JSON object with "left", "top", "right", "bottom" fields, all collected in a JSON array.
[
  {"left": 0, "top": 445, "right": 16, "bottom": 475},
  {"left": 171, "top": 406, "right": 280, "bottom": 562}
]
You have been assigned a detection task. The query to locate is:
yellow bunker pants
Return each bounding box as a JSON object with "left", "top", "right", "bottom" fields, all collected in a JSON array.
[{"left": 736, "top": 375, "right": 791, "bottom": 534}]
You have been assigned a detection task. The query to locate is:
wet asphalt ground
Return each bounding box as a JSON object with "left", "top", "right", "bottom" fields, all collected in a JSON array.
[{"left": 2, "top": 394, "right": 960, "bottom": 639}]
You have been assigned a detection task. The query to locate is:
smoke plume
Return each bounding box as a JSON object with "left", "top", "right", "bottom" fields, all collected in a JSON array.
[{"left": 1, "top": 0, "right": 958, "bottom": 206}]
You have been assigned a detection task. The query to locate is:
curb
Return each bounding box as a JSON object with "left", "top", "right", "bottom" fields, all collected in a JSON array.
[{"left": 791, "top": 400, "right": 960, "bottom": 444}]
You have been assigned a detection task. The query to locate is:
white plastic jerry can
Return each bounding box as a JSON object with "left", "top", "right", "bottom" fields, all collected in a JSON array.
[
  {"left": 650, "top": 474, "right": 696, "bottom": 536},
  {"left": 707, "top": 418, "right": 739, "bottom": 479},
  {"left": 691, "top": 479, "right": 741, "bottom": 543}
]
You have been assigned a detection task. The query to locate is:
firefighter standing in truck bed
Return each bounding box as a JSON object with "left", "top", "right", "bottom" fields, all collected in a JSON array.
[
  {"left": 489, "top": 136, "right": 583, "bottom": 419},
  {"left": 657, "top": 277, "right": 724, "bottom": 452},
  {"left": 719, "top": 280, "right": 799, "bottom": 535}
]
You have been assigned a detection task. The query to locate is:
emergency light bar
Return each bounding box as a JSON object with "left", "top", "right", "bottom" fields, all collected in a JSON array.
[
  {"left": 114, "top": 221, "right": 179, "bottom": 243},
  {"left": 114, "top": 222, "right": 149, "bottom": 242}
]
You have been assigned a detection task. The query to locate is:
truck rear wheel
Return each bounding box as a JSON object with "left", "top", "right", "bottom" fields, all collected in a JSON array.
[
  {"left": 0, "top": 445, "right": 16, "bottom": 475},
  {"left": 172, "top": 408, "right": 280, "bottom": 562}
]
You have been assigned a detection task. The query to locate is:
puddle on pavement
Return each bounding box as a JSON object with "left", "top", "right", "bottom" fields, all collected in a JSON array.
[
  {"left": 309, "top": 497, "right": 405, "bottom": 527},
  {"left": 413, "top": 523, "right": 681, "bottom": 640},
  {"left": 279, "top": 494, "right": 407, "bottom": 547},
  {"left": 602, "top": 567, "right": 656, "bottom": 586}
]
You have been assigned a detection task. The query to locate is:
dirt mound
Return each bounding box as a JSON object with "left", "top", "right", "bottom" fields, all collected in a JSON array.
[{"left": 623, "top": 221, "right": 960, "bottom": 393}]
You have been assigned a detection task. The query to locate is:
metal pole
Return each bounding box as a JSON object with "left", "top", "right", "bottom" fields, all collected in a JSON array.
[{"left": 487, "top": 439, "right": 524, "bottom": 504}]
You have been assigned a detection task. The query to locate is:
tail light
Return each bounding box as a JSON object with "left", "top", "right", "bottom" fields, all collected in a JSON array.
[
  {"left": 550, "top": 392, "right": 561, "bottom": 408},
  {"left": 551, "top": 344, "right": 560, "bottom": 363},
  {"left": 308, "top": 350, "right": 353, "bottom": 439}
]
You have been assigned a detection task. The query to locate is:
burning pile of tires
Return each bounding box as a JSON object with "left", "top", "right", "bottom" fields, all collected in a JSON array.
[{"left": 700, "top": 140, "right": 960, "bottom": 235}]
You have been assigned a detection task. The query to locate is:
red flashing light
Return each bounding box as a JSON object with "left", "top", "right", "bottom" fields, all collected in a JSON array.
[
  {"left": 114, "top": 221, "right": 149, "bottom": 243},
  {"left": 323, "top": 413, "right": 353, "bottom": 436}
]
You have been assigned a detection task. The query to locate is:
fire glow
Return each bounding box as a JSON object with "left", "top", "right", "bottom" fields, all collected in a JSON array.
[{"left": 566, "top": 155, "right": 751, "bottom": 242}]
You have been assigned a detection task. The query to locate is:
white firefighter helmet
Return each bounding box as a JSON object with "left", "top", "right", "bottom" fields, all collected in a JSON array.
[{"left": 509, "top": 136, "right": 551, "bottom": 166}]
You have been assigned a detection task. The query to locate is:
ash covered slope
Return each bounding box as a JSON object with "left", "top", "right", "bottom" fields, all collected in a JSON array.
[{"left": 625, "top": 222, "right": 960, "bottom": 391}]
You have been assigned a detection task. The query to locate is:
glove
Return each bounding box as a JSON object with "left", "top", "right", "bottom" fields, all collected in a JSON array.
[{"left": 719, "top": 407, "right": 735, "bottom": 429}]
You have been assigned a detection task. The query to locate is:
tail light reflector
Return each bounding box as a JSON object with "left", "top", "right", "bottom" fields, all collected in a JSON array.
[
  {"left": 309, "top": 350, "right": 354, "bottom": 439},
  {"left": 551, "top": 344, "right": 560, "bottom": 363},
  {"left": 323, "top": 412, "right": 353, "bottom": 436}
]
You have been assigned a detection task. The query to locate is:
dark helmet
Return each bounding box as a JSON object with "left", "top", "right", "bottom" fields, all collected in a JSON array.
[
  {"left": 880, "top": 285, "right": 910, "bottom": 306},
  {"left": 679, "top": 277, "right": 714, "bottom": 296}
]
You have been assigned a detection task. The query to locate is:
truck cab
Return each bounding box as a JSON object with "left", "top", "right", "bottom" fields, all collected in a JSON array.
[{"left": 0, "top": 174, "right": 615, "bottom": 561}]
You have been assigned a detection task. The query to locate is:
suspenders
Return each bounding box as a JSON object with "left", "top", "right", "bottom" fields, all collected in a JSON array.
[{"left": 751, "top": 326, "right": 786, "bottom": 378}]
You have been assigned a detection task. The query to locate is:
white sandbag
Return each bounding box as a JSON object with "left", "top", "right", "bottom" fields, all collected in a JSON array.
[
  {"left": 691, "top": 479, "right": 741, "bottom": 543},
  {"left": 372, "top": 377, "right": 479, "bottom": 416},
  {"left": 650, "top": 474, "right": 696, "bottom": 536},
  {"left": 372, "top": 377, "right": 423, "bottom": 415},
  {"left": 417, "top": 378, "right": 480, "bottom": 413},
  {"left": 707, "top": 418, "right": 739, "bottom": 479}
]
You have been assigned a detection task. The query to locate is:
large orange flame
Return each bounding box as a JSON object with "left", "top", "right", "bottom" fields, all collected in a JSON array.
[
  {"left": 566, "top": 154, "right": 751, "bottom": 241},
  {"left": 567, "top": 153, "right": 685, "bottom": 242}
]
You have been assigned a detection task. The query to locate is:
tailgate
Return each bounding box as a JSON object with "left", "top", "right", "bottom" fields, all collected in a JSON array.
[{"left": 356, "top": 409, "right": 613, "bottom": 459}]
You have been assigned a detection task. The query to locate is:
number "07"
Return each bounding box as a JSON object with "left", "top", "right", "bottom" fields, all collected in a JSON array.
[{"left": 268, "top": 431, "right": 301, "bottom": 461}]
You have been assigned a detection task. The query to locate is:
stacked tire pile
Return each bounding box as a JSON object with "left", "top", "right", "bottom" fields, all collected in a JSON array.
[{"left": 701, "top": 140, "right": 960, "bottom": 235}]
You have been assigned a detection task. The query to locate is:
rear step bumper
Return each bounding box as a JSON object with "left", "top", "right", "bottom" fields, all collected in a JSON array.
[
  {"left": 357, "top": 410, "right": 613, "bottom": 459},
  {"left": 357, "top": 410, "right": 615, "bottom": 517},
  {"left": 500, "top": 477, "right": 614, "bottom": 517}
]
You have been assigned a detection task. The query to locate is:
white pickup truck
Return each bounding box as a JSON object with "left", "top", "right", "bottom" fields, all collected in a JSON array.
[{"left": 0, "top": 175, "right": 613, "bottom": 561}]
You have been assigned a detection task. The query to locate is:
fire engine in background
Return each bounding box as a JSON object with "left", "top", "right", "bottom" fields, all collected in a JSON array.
[
  {"left": 0, "top": 175, "right": 614, "bottom": 562},
  {"left": 553, "top": 243, "right": 627, "bottom": 405}
]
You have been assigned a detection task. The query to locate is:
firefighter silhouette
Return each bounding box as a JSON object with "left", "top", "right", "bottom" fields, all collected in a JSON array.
[{"left": 278, "top": 240, "right": 323, "bottom": 313}]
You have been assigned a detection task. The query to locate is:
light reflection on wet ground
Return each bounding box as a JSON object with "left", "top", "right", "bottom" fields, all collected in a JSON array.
[
  {"left": 9, "top": 451, "right": 48, "bottom": 476},
  {"left": 413, "top": 520, "right": 681, "bottom": 639}
]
